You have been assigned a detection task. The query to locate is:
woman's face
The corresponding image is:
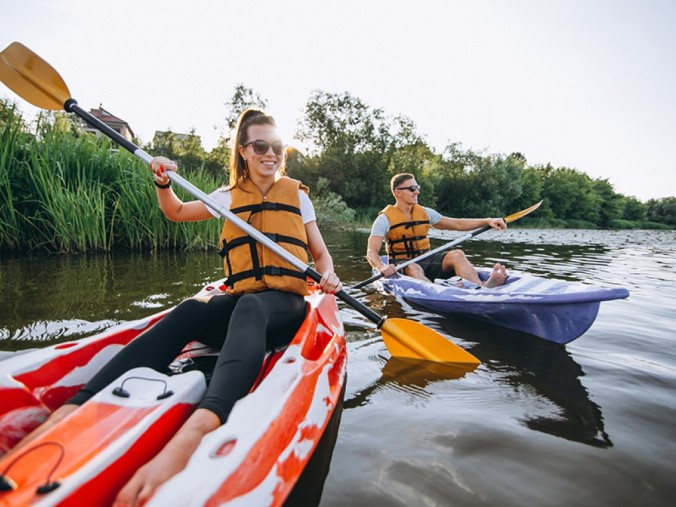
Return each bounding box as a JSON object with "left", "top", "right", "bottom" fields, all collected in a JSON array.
[{"left": 239, "top": 124, "right": 284, "bottom": 180}]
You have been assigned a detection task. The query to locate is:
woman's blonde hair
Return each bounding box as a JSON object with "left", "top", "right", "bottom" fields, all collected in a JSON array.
[{"left": 228, "top": 109, "right": 285, "bottom": 188}]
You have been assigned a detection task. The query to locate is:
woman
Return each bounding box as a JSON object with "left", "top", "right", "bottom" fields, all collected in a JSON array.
[{"left": 14, "top": 110, "right": 343, "bottom": 506}]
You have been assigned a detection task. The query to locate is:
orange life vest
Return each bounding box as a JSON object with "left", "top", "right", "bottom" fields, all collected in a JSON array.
[
  {"left": 381, "top": 204, "right": 431, "bottom": 260},
  {"left": 219, "top": 177, "right": 309, "bottom": 296}
]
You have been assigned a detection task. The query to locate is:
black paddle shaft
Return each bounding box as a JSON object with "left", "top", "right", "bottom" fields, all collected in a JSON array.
[{"left": 65, "top": 99, "right": 148, "bottom": 161}]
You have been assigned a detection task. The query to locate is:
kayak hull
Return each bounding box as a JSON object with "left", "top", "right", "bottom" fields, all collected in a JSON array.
[
  {"left": 377, "top": 266, "right": 629, "bottom": 344},
  {"left": 0, "top": 280, "right": 347, "bottom": 506}
]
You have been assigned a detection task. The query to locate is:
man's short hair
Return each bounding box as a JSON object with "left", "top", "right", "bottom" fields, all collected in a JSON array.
[{"left": 390, "top": 173, "right": 415, "bottom": 192}]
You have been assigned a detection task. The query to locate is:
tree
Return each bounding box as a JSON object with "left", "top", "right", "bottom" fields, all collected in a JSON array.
[
  {"left": 647, "top": 197, "right": 676, "bottom": 226},
  {"left": 592, "top": 179, "right": 623, "bottom": 227},
  {"left": 151, "top": 129, "right": 206, "bottom": 173},
  {"left": 514, "top": 166, "right": 544, "bottom": 213},
  {"left": 224, "top": 84, "right": 268, "bottom": 134},
  {"left": 296, "top": 90, "right": 422, "bottom": 155},
  {"left": 621, "top": 196, "right": 647, "bottom": 221},
  {"left": 204, "top": 137, "right": 231, "bottom": 182},
  {"left": 541, "top": 167, "right": 599, "bottom": 223},
  {"left": 294, "top": 90, "right": 424, "bottom": 209}
]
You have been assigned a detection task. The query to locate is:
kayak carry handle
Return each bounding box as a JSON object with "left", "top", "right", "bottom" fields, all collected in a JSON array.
[{"left": 112, "top": 376, "right": 174, "bottom": 400}]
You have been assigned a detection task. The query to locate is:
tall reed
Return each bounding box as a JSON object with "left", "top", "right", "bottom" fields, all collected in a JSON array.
[
  {"left": 112, "top": 163, "right": 222, "bottom": 250},
  {"left": 0, "top": 101, "right": 224, "bottom": 253},
  {"left": 0, "top": 101, "right": 29, "bottom": 250}
]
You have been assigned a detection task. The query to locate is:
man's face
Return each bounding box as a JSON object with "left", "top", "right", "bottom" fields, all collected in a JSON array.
[{"left": 394, "top": 179, "right": 421, "bottom": 205}]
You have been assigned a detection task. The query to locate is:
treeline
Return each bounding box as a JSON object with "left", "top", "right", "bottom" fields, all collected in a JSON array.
[
  {"left": 1, "top": 91, "right": 674, "bottom": 253},
  {"left": 286, "top": 90, "right": 674, "bottom": 230},
  {"left": 149, "top": 88, "right": 676, "bottom": 230}
]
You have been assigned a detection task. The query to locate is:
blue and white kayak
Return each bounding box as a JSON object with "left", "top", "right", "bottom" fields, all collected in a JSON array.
[{"left": 376, "top": 265, "right": 629, "bottom": 344}]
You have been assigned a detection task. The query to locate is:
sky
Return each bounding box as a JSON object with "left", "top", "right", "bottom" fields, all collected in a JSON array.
[{"left": 1, "top": 0, "right": 674, "bottom": 201}]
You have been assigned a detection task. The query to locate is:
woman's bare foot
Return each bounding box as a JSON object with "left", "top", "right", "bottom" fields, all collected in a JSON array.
[
  {"left": 113, "top": 408, "right": 220, "bottom": 507},
  {"left": 484, "top": 263, "right": 508, "bottom": 288}
]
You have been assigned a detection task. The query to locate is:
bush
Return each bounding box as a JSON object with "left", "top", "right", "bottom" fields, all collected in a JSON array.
[{"left": 313, "top": 178, "right": 355, "bottom": 227}]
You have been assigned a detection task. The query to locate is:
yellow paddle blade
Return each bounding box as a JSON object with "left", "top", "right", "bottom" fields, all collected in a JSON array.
[
  {"left": 0, "top": 42, "right": 70, "bottom": 110},
  {"left": 505, "top": 200, "right": 542, "bottom": 224},
  {"left": 381, "top": 318, "right": 480, "bottom": 367}
]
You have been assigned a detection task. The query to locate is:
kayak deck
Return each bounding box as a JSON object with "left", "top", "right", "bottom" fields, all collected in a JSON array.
[
  {"left": 0, "top": 280, "right": 347, "bottom": 506},
  {"left": 377, "top": 263, "right": 629, "bottom": 344}
]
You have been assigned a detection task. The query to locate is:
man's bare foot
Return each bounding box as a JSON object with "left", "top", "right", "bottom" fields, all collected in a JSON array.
[{"left": 484, "top": 263, "right": 508, "bottom": 288}]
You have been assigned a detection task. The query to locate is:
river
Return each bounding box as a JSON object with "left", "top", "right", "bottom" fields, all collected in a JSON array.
[{"left": 1, "top": 228, "right": 674, "bottom": 506}]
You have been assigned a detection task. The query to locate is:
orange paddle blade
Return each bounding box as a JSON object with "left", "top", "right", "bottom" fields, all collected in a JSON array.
[
  {"left": 381, "top": 318, "right": 480, "bottom": 367},
  {"left": 0, "top": 41, "right": 70, "bottom": 110}
]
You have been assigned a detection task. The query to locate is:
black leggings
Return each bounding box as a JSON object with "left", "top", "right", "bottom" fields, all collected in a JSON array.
[{"left": 68, "top": 291, "right": 307, "bottom": 424}]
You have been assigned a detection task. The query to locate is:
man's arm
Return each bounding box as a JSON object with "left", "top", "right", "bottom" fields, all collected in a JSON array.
[
  {"left": 366, "top": 235, "right": 397, "bottom": 277},
  {"left": 434, "top": 216, "right": 507, "bottom": 232}
]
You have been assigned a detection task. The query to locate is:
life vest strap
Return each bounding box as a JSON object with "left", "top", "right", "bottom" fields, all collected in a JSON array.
[
  {"left": 230, "top": 202, "right": 302, "bottom": 218},
  {"left": 389, "top": 219, "right": 430, "bottom": 231},
  {"left": 225, "top": 266, "right": 306, "bottom": 286},
  {"left": 219, "top": 233, "right": 307, "bottom": 257},
  {"left": 387, "top": 235, "right": 428, "bottom": 246}
]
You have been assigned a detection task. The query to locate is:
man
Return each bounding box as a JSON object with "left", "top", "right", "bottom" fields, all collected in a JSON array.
[{"left": 366, "top": 173, "right": 508, "bottom": 287}]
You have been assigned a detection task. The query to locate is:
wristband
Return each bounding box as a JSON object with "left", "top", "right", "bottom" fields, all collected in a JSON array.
[{"left": 154, "top": 179, "right": 172, "bottom": 189}]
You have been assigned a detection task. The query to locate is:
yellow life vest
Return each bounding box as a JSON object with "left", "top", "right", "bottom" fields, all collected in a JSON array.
[
  {"left": 381, "top": 204, "right": 431, "bottom": 260},
  {"left": 219, "top": 177, "right": 309, "bottom": 296}
]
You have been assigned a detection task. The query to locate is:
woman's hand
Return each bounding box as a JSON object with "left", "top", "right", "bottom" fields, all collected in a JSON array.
[
  {"left": 318, "top": 271, "right": 342, "bottom": 294},
  {"left": 149, "top": 156, "right": 178, "bottom": 186}
]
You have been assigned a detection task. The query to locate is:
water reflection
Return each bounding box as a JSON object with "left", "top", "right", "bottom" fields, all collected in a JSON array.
[
  {"left": 345, "top": 357, "right": 470, "bottom": 409},
  {"left": 0, "top": 251, "right": 222, "bottom": 351},
  {"left": 427, "top": 314, "right": 613, "bottom": 448}
]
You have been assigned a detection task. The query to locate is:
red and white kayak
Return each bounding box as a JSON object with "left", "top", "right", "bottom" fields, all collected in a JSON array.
[{"left": 0, "top": 280, "right": 347, "bottom": 506}]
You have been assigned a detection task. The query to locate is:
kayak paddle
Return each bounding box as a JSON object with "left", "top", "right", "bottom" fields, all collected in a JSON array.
[
  {"left": 352, "top": 200, "right": 542, "bottom": 289},
  {"left": 0, "top": 42, "right": 479, "bottom": 367}
]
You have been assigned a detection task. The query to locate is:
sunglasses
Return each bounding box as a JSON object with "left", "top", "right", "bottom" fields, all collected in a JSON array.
[
  {"left": 396, "top": 185, "right": 421, "bottom": 192},
  {"left": 242, "top": 139, "right": 285, "bottom": 156}
]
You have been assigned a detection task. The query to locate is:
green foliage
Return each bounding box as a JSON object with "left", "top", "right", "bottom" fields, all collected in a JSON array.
[
  {"left": 311, "top": 178, "right": 355, "bottom": 227},
  {"left": 293, "top": 90, "right": 425, "bottom": 211},
  {"left": 1, "top": 84, "right": 674, "bottom": 256},
  {"left": 609, "top": 219, "right": 670, "bottom": 230},
  {"left": 646, "top": 197, "right": 676, "bottom": 226},
  {"left": 620, "top": 196, "right": 647, "bottom": 221}
]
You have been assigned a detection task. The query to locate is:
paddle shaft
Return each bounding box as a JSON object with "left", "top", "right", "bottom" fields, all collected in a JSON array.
[
  {"left": 353, "top": 224, "right": 493, "bottom": 289},
  {"left": 63, "top": 99, "right": 386, "bottom": 328}
]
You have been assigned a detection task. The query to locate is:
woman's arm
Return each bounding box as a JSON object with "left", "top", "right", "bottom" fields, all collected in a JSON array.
[
  {"left": 150, "top": 157, "right": 213, "bottom": 222},
  {"left": 305, "top": 221, "right": 342, "bottom": 294}
]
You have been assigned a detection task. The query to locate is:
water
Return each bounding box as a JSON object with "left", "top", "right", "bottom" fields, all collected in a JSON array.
[{"left": 1, "top": 229, "right": 675, "bottom": 506}]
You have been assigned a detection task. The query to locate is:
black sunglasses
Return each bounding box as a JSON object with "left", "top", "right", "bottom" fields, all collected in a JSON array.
[
  {"left": 242, "top": 139, "right": 285, "bottom": 156},
  {"left": 396, "top": 184, "right": 421, "bottom": 192}
]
